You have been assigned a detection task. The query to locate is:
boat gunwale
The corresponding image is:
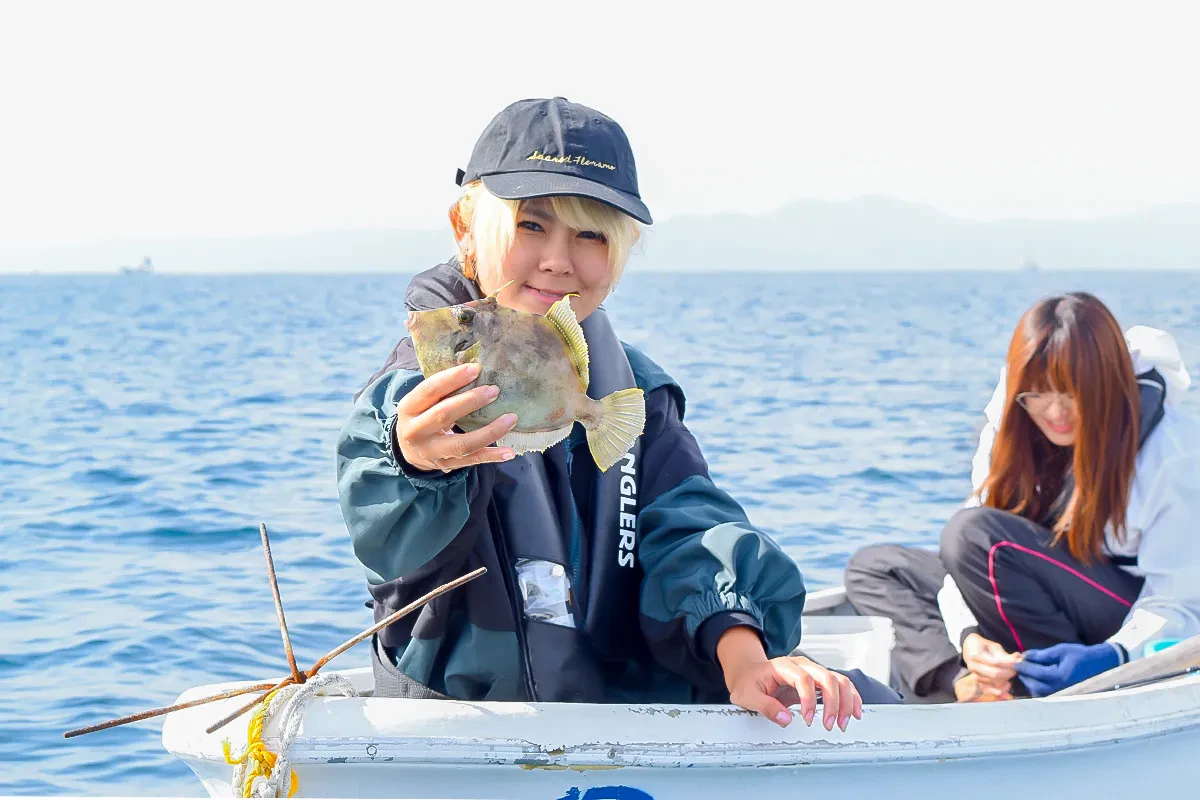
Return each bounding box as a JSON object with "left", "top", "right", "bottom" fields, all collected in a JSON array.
[{"left": 163, "top": 669, "right": 1200, "bottom": 769}]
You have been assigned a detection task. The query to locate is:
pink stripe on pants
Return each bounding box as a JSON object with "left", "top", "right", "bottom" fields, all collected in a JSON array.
[{"left": 987, "top": 541, "right": 1133, "bottom": 652}]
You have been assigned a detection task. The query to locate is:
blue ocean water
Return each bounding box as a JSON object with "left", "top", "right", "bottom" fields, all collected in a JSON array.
[{"left": 2, "top": 270, "right": 1199, "bottom": 795}]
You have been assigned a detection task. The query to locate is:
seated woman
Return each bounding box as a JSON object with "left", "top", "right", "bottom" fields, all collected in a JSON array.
[
  {"left": 846, "top": 292, "right": 1200, "bottom": 701},
  {"left": 338, "top": 97, "right": 891, "bottom": 730}
]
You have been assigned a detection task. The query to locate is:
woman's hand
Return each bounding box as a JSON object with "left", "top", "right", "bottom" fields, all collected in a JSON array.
[
  {"left": 1013, "top": 642, "right": 1121, "bottom": 696},
  {"left": 717, "top": 626, "right": 863, "bottom": 730},
  {"left": 959, "top": 632, "right": 1021, "bottom": 700},
  {"left": 394, "top": 363, "right": 518, "bottom": 472}
]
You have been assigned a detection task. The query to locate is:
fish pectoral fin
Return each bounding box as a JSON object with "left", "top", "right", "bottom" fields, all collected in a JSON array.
[
  {"left": 455, "top": 341, "right": 482, "bottom": 365},
  {"left": 497, "top": 424, "right": 574, "bottom": 456},
  {"left": 584, "top": 389, "right": 646, "bottom": 472},
  {"left": 546, "top": 296, "right": 590, "bottom": 390}
]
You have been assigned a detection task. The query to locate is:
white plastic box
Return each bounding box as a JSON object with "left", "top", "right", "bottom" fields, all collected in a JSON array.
[{"left": 791, "top": 615, "right": 895, "bottom": 686}]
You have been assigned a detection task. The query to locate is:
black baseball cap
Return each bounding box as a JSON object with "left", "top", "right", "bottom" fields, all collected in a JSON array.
[{"left": 456, "top": 97, "right": 652, "bottom": 225}]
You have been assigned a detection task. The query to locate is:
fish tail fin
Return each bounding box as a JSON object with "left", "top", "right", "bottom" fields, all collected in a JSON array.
[{"left": 583, "top": 388, "right": 646, "bottom": 472}]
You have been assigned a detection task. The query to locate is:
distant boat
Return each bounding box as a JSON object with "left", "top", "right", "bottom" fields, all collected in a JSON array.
[
  {"left": 1020, "top": 247, "right": 1040, "bottom": 272},
  {"left": 120, "top": 256, "right": 155, "bottom": 275}
]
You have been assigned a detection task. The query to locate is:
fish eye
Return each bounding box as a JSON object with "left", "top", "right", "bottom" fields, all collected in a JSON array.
[{"left": 455, "top": 306, "right": 475, "bottom": 325}]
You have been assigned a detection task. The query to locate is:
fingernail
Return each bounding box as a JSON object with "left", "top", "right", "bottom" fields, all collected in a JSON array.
[
  {"left": 824, "top": 715, "right": 834, "bottom": 731},
  {"left": 501, "top": 414, "right": 518, "bottom": 427},
  {"left": 803, "top": 709, "right": 815, "bottom": 725},
  {"left": 501, "top": 450, "right": 515, "bottom": 461},
  {"left": 483, "top": 385, "right": 499, "bottom": 399},
  {"left": 839, "top": 716, "right": 848, "bottom": 731},
  {"left": 775, "top": 711, "right": 791, "bottom": 726},
  {"left": 465, "top": 363, "right": 481, "bottom": 377}
]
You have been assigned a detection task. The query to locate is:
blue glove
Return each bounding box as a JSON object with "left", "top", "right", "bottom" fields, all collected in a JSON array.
[{"left": 1013, "top": 642, "right": 1122, "bottom": 696}]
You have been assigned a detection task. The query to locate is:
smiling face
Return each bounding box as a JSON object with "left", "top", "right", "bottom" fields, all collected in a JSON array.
[
  {"left": 1017, "top": 387, "right": 1078, "bottom": 446},
  {"left": 450, "top": 183, "right": 641, "bottom": 323},
  {"left": 474, "top": 198, "right": 613, "bottom": 321}
]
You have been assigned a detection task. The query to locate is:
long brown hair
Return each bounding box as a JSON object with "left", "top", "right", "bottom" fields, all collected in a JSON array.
[{"left": 975, "top": 293, "right": 1140, "bottom": 561}]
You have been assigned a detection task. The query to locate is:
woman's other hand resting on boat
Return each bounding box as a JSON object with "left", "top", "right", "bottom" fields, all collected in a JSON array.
[{"left": 717, "top": 626, "right": 864, "bottom": 730}]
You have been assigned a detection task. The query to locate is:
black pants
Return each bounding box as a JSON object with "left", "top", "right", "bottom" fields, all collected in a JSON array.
[
  {"left": 829, "top": 669, "right": 903, "bottom": 705},
  {"left": 940, "top": 506, "right": 1143, "bottom": 653},
  {"left": 844, "top": 544, "right": 959, "bottom": 702},
  {"left": 845, "top": 506, "right": 1144, "bottom": 701}
]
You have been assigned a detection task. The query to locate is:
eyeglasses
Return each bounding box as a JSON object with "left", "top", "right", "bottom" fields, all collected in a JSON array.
[{"left": 1015, "top": 392, "right": 1076, "bottom": 415}]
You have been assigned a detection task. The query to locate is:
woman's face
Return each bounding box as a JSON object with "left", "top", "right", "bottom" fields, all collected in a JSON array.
[
  {"left": 1017, "top": 388, "right": 1077, "bottom": 447},
  {"left": 475, "top": 199, "right": 613, "bottom": 322}
]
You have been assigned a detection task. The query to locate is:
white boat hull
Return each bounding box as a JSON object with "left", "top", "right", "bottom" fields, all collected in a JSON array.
[{"left": 162, "top": 588, "right": 1200, "bottom": 798}]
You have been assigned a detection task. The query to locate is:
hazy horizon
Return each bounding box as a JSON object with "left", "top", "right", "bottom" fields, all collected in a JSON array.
[
  {"left": 10, "top": 192, "right": 1199, "bottom": 246},
  {"left": 3, "top": 192, "right": 1197, "bottom": 274},
  {"left": 4, "top": 190, "right": 1195, "bottom": 275}
]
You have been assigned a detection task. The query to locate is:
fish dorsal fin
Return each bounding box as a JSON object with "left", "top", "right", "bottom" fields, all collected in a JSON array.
[
  {"left": 546, "top": 296, "right": 589, "bottom": 390},
  {"left": 485, "top": 279, "right": 515, "bottom": 302}
]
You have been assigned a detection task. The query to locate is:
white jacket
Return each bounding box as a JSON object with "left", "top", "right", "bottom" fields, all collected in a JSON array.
[{"left": 938, "top": 326, "right": 1200, "bottom": 660}]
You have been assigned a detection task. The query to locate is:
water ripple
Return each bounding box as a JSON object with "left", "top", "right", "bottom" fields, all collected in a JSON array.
[{"left": 3, "top": 270, "right": 1199, "bottom": 794}]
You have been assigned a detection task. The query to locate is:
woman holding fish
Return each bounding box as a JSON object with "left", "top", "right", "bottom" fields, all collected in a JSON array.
[
  {"left": 846, "top": 293, "right": 1200, "bottom": 702},
  {"left": 337, "top": 97, "right": 892, "bottom": 728}
]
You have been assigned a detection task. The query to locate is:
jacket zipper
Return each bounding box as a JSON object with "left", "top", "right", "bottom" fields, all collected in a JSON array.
[
  {"left": 565, "top": 444, "right": 585, "bottom": 606},
  {"left": 492, "top": 524, "right": 538, "bottom": 700}
]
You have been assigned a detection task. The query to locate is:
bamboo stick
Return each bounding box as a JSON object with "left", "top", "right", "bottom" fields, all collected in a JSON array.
[
  {"left": 259, "top": 523, "right": 302, "bottom": 684},
  {"left": 63, "top": 541, "right": 486, "bottom": 740},
  {"left": 307, "top": 567, "right": 486, "bottom": 676},
  {"left": 203, "top": 566, "right": 487, "bottom": 735},
  {"left": 63, "top": 681, "right": 278, "bottom": 739},
  {"left": 204, "top": 677, "right": 295, "bottom": 735}
]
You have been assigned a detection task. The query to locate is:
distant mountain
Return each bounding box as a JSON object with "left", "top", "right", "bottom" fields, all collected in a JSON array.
[
  {"left": 630, "top": 196, "right": 1200, "bottom": 271},
  {"left": 3, "top": 196, "right": 1197, "bottom": 273}
]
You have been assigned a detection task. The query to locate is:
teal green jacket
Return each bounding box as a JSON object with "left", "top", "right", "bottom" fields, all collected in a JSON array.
[{"left": 338, "top": 335, "right": 807, "bottom": 703}]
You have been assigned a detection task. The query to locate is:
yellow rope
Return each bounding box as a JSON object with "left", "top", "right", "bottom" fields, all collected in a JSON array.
[{"left": 221, "top": 688, "right": 299, "bottom": 798}]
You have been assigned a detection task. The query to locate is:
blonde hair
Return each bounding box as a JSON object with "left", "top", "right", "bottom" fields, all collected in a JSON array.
[{"left": 449, "top": 181, "right": 640, "bottom": 288}]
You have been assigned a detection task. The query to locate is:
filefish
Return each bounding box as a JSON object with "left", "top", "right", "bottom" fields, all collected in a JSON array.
[{"left": 406, "top": 285, "right": 645, "bottom": 472}]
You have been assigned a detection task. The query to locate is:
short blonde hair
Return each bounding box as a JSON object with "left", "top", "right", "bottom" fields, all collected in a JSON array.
[{"left": 450, "top": 181, "right": 641, "bottom": 288}]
